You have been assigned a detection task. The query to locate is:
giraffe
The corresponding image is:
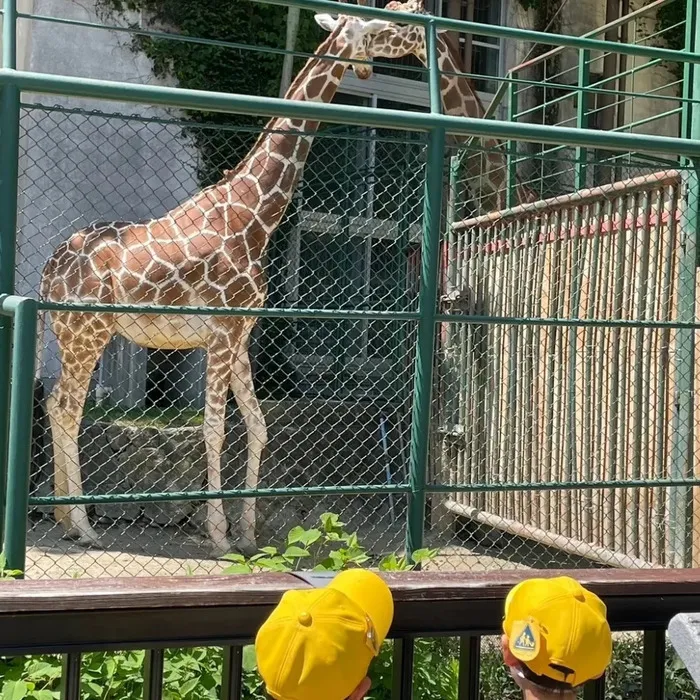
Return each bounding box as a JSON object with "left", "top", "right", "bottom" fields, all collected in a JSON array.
[
  {"left": 379, "top": 0, "right": 538, "bottom": 211},
  {"left": 38, "top": 11, "right": 419, "bottom": 556}
]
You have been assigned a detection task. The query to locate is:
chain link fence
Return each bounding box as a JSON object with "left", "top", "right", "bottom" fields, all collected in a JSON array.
[
  {"left": 16, "top": 93, "right": 700, "bottom": 579},
  {"left": 20, "top": 103, "right": 427, "bottom": 578}
]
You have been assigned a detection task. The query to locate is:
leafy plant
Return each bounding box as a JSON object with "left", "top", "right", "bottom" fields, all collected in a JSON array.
[
  {"left": 220, "top": 512, "right": 438, "bottom": 574},
  {"left": 0, "top": 552, "right": 22, "bottom": 580},
  {"left": 95, "top": 0, "right": 323, "bottom": 187},
  {"left": 2, "top": 633, "right": 700, "bottom": 700}
]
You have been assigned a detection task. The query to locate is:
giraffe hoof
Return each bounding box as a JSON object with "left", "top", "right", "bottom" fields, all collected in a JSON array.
[
  {"left": 236, "top": 537, "right": 258, "bottom": 558},
  {"left": 209, "top": 538, "right": 233, "bottom": 558},
  {"left": 62, "top": 528, "right": 101, "bottom": 549}
]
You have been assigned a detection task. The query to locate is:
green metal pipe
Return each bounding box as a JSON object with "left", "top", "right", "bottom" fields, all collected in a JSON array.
[
  {"left": 32, "top": 296, "right": 700, "bottom": 330},
  {"left": 426, "top": 21, "right": 441, "bottom": 115},
  {"left": 4, "top": 69, "right": 700, "bottom": 158},
  {"left": 667, "top": 0, "right": 700, "bottom": 568},
  {"left": 506, "top": 75, "right": 518, "bottom": 208},
  {"left": 253, "top": 0, "right": 700, "bottom": 65},
  {"left": 575, "top": 49, "right": 590, "bottom": 190},
  {"left": 426, "top": 477, "right": 700, "bottom": 493},
  {"left": 30, "top": 483, "right": 412, "bottom": 506},
  {"left": 405, "top": 127, "right": 446, "bottom": 556},
  {"left": 15, "top": 11, "right": 420, "bottom": 78},
  {"left": 0, "top": 85, "right": 20, "bottom": 549},
  {"left": 31, "top": 475, "right": 700, "bottom": 508},
  {"left": 2, "top": 0, "right": 16, "bottom": 69},
  {"left": 2, "top": 298, "right": 38, "bottom": 575},
  {"left": 609, "top": 108, "right": 684, "bottom": 134},
  {"left": 34, "top": 300, "right": 421, "bottom": 320},
  {"left": 513, "top": 72, "right": 687, "bottom": 121},
  {"left": 433, "top": 314, "right": 700, "bottom": 330}
]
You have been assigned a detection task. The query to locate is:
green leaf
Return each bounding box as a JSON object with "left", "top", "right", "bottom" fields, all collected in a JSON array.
[
  {"left": 222, "top": 563, "right": 253, "bottom": 575},
  {"left": 259, "top": 546, "right": 278, "bottom": 556},
  {"left": 287, "top": 527, "right": 322, "bottom": 547},
  {"left": 256, "top": 557, "right": 290, "bottom": 572},
  {"left": 319, "top": 512, "right": 344, "bottom": 533},
  {"left": 220, "top": 553, "right": 246, "bottom": 563},
  {"left": 282, "top": 546, "right": 310, "bottom": 559},
  {"left": 411, "top": 548, "right": 439, "bottom": 565},
  {"left": 3, "top": 682, "right": 28, "bottom": 700},
  {"left": 27, "top": 691, "right": 56, "bottom": 700},
  {"left": 179, "top": 678, "right": 199, "bottom": 696},
  {"left": 242, "top": 645, "right": 257, "bottom": 673}
]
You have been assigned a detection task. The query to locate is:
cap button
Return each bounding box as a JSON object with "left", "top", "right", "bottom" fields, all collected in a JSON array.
[{"left": 298, "top": 612, "right": 312, "bottom": 627}]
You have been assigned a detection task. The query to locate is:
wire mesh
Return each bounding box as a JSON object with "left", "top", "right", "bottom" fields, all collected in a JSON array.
[
  {"left": 434, "top": 140, "right": 699, "bottom": 572},
  {"left": 504, "top": 0, "right": 686, "bottom": 201},
  {"left": 11, "top": 8, "right": 700, "bottom": 579},
  {"left": 20, "top": 103, "right": 423, "bottom": 578}
]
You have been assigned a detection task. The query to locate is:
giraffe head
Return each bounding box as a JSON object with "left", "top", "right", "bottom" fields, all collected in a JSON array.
[
  {"left": 314, "top": 2, "right": 427, "bottom": 79},
  {"left": 316, "top": 0, "right": 448, "bottom": 69}
]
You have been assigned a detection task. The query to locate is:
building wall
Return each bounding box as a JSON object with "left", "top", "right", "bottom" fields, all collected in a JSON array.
[{"left": 15, "top": 0, "right": 199, "bottom": 394}]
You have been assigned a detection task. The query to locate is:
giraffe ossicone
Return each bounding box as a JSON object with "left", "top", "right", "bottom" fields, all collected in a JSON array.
[{"left": 38, "top": 12, "right": 421, "bottom": 557}]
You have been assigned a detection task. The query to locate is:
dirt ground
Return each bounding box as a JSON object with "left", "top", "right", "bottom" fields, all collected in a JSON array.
[{"left": 24, "top": 500, "right": 599, "bottom": 580}]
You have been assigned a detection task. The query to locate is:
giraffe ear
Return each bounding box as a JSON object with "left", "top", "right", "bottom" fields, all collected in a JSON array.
[
  {"left": 361, "top": 19, "right": 394, "bottom": 34},
  {"left": 314, "top": 14, "right": 339, "bottom": 32}
]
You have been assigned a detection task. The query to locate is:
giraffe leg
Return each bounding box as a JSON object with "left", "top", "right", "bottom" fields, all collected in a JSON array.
[
  {"left": 203, "top": 341, "right": 233, "bottom": 556},
  {"left": 229, "top": 325, "right": 267, "bottom": 557},
  {"left": 47, "top": 313, "right": 113, "bottom": 546}
]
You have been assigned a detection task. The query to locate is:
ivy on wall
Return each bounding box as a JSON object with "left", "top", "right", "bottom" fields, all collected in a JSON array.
[
  {"left": 656, "top": 0, "right": 686, "bottom": 52},
  {"left": 98, "top": 0, "right": 322, "bottom": 186}
]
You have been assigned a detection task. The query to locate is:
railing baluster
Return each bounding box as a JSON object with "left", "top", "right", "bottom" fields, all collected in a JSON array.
[
  {"left": 642, "top": 630, "right": 666, "bottom": 700},
  {"left": 221, "top": 645, "right": 243, "bottom": 700},
  {"left": 391, "top": 638, "right": 414, "bottom": 700},
  {"left": 144, "top": 649, "right": 165, "bottom": 700},
  {"left": 60, "top": 653, "right": 81, "bottom": 700},
  {"left": 583, "top": 672, "right": 605, "bottom": 700},
  {"left": 457, "top": 635, "right": 480, "bottom": 700}
]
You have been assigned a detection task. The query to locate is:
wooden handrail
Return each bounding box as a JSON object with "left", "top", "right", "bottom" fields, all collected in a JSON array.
[{"left": 1, "top": 569, "right": 700, "bottom": 656}]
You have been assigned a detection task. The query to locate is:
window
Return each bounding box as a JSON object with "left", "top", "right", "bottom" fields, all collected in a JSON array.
[{"left": 368, "top": 0, "right": 505, "bottom": 96}]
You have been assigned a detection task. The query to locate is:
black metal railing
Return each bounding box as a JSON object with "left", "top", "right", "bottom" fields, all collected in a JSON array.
[{"left": 1, "top": 570, "right": 700, "bottom": 699}]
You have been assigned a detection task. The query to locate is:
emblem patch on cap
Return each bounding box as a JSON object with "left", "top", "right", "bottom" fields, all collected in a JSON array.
[
  {"left": 365, "top": 616, "right": 380, "bottom": 656},
  {"left": 510, "top": 619, "right": 540, "bottom": 661}
]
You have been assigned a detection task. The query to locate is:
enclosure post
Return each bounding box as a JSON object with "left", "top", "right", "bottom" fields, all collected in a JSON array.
[
  {"left": 506, "top": 74, "right": 518, "bottom": 208},
  {"left": 2, "top": 0, "right": 17, "bottom": 69},
  {"left": 0, "top": 80, "right": 20, "bottom": 546},
  {"left": 406, "top": 20, "right": 445, "bottom": 556},
  {"left": 679, "top": 0, "right": 700, "bottom": 568},
  {"left": 3, "top": 298, "right": 38, "bottom": 576},
  {"left": 575, "top": 50, "right": 590, "bottom": 191}
]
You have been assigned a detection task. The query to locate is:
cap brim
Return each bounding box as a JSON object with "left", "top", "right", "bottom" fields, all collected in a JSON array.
[{"left": 329, "top": 570, "right": 394, "bottom": 645}]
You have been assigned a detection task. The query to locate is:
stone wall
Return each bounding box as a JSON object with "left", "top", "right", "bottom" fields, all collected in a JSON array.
[{"left": 31, "top": 399, "right": 409, "bottom": 529}]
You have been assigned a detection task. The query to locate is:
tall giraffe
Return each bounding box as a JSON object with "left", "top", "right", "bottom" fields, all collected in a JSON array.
[
  {"left": 39, "top": 12, "right": 417, "bottom": 556},
  {"left": 380, "top": 0, "right": 537, "bottom": 211}
]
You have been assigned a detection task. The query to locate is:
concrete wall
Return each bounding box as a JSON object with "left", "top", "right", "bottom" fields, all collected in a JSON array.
[{"left": 16, "top": 0, "right": 199, "bottom": 386}]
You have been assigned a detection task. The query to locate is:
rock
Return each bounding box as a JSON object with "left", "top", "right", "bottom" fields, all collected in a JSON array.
[{"left": 28, "top": 398, "right": 410, "bottom": 539}]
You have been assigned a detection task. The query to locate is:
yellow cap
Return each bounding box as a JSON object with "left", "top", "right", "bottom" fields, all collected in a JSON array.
[
  {"left": 503, "top": 576, "right": 612, "bottom": 688},
  {"left": 255, "top": 570, "right": 394, "bottom": 700}
]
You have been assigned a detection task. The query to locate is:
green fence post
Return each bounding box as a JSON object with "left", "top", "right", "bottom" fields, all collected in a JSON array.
[
  {"left": 575, "top": 49, "right": 590, "bottom": 191},
  {"left": 0, "top": 0, "right": 20, "bottom": 547},
  {"left": 668, "top": 0, "right": 700, "bottom": 568},
  {"left": 506, "top": 73, "right": 518, "bottom": 208},
  {"left": 406, "top": 20, "right": 445, "bottom": 556},
  {"left": 3, "top": 298, "right": 38, "bottom": 576}
]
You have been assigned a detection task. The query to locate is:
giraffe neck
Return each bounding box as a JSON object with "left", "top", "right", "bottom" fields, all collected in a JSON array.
[
  {"left": 191, "top": 31, "right": 349, "bottom": 260},
  {"left": 434, "top": 34, "right": 486, "bottom": 119},
  {"left": 421, "top": 33, "right": 532, "bottom": 208}
]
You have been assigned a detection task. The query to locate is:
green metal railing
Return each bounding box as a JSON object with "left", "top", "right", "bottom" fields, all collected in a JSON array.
[{"left": 2, "top": 0, "right": 700, "bottom": 576}]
